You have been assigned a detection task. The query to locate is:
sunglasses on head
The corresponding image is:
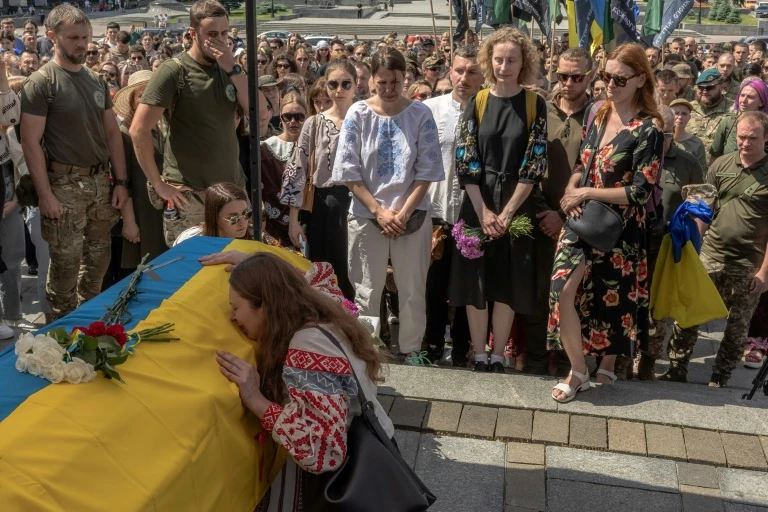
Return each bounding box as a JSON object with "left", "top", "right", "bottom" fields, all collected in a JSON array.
[
  {"left": 222, "top": 209, "right": 253, "bottom": 225},
  {"left": 327, "top": 79, "right": 354, "bottom": 91},
  {"left": 697, "top": 83, "right": 718, "bottom": 92},
  {"left": 598, "top": 70, "right": 641, "bottom": 87},
  {"left": 281, "top": 112, "right": 306, "bottom": 123},
  {"left": 556, "top": 70, "right": 591, "bottom": 84},
  {"left": 86, "top": 50, "right": 98, "bottom": 56}
]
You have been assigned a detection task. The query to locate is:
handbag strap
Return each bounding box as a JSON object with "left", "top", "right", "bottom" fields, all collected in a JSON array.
[
  {"left": 307, "top": 115, "right": 319, "bottom": 187},
  {"left": 315, "top": 326, "right": 373, "bottom": 405},
  {"left": 579, "top": 120, "right": 607, "bottom": 188}
]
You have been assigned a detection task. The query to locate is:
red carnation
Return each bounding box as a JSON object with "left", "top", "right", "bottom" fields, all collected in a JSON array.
[
  {"left": 73, "top": 321, "right": 107, "bottom": 337},
  {"left": 105, "top": 324, "right": 129, "bottom": 346}
]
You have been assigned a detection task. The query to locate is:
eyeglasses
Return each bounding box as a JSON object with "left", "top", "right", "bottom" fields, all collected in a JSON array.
[
  {"left": 598, "top": 70, "right": 641, "bottom": 87},
  {"left": 257, "top": 59, "right": 267, "bottom": 65},
  {"left": 412, "top": 93, "right": 431, "bottom": 101},
  {"left": 556, "top": 70, "right": 591, "bottom": 83},
  {"left": 270, "top": 45, "right": 279, "bottom": 50},
  {"left": 281, "top": 112, "right": 306, "bottom": 123},
  {"left": 327, "top": 79, "right": 354, "bottom": 90},
  {"left": 697, "top": 83, "right": 718, "bottom": 92},
  {"left": 425, "top": 66, "right": 442, "bottom": 73},
  {"left": 86, "top": 50, "right": 98, "bottom": 56},
  {"left": 434, "top": 88, "right": 452, "bottom": 96},
  {"left": 276, "top": 63, "right": 291, "bottom": 69},
  {"left": 101, "top": 70, "right": 116, "bottom": 78},
  {"left": 222, "top": 209, "right": 253, "bottom": 225},
  {"left": 131, "top": 55, "right": 144, "bottom": 61}
]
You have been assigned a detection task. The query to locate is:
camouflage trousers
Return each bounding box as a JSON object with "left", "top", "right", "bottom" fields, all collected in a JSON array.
[
  {"left": 147, "top": 183, "right": 205, "bottom": 247},
  {"left": 41, "top": 172, "right": 119, "bottom": 320},
  {"left": 667, "top": 253, "right": 762, "bottom": 378}
]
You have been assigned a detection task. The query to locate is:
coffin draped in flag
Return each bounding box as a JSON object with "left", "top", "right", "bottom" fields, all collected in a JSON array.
[{"left": 652, "top": 0, "right": 695, "bottom": 48}]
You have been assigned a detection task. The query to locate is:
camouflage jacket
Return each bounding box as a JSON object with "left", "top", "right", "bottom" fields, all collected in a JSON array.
[
  {"left": 678, "top": 86, "right": 696, "bottom": 102},
  {"left": 688, "top": 97, "right": 733, "bottom": 167},
  {"left": 724, "top": 78, "right": 740, "bottom": 105}
]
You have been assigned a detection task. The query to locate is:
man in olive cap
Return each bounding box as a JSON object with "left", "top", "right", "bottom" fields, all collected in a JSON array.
[
  {"left": 673, "top": 63, "right": 696, "bottom": 102},
  {"left": 687, "top": 68, "right": 732, "bottom": 167},
  {"left": 422, "top": 55, "right": 445, "bottom": 85}
]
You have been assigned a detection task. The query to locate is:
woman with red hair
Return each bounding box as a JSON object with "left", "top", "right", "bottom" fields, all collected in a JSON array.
[{"left": 548, "top": 43, "right": 664, "bottom": 402}]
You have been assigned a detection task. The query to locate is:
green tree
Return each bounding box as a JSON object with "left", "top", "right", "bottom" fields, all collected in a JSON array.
[
  {"left": 726, "top": 4, "right": 741, "bottom": 22},
  {"left": 716, "top": 2, "right": 730, "bottom": 21},
  {"left": 708, "top": 0, "right": 721, "bottom": 21}
]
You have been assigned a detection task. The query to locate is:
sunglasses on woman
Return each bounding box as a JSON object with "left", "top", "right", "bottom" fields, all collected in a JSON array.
[
  {"left": 222, "top": 209, "right": 253, "bottom": 225},
  {"left": 257, "top": 58, "right": 268, "bottom": 65},
  {"left": 101, "top": 70, "right": 116, "bottom": 78},
  {"left": 281, "top": 112, "right": 306, "bottom": 123},
  {"left": 412, "top": 93, "right": 431, "bottom": 101},
  {"left": 327, "top": 79, "right": 354, "bottom": 91},
  {"left": 276, "top": 63, "right": 291, "bottom": 69},
  {"left": 556, "top": 70, "right": 591, "bottom": 83},
  {"left": 598, "top": 70, "right": 641, "bottom": 87}
]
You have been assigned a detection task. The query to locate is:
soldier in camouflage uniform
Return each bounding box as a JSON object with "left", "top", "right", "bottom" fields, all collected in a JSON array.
[
  {"left": 673, "top": 63, "right": 696, "bottom": 102},
  {"left": 661, "top": 112, "right": 768, "bottom": 387},
  {"left": 687, "top": 68, "right": 733, "bottom": 168},
  {"left": 717, "top": 52, "right": 740, "bottom": 105},
  {"left": 20, "top": 5, "right": 127, "bottom": 320}
]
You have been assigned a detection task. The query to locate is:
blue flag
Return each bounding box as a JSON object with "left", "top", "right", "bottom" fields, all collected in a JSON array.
[
  {"left": 574, "top": 0, "right": 594, "bottom": 49},
  {"left": 652, "top": 0, "right": 694, "bottom": 48}
]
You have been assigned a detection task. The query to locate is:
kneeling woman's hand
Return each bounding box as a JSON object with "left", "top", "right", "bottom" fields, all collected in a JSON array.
[
  {"left": 199, "top": 250, "right": 248, "bottom": 272},
  {"left": 216, "top": 350, "right": 271, "bottom": 417}
]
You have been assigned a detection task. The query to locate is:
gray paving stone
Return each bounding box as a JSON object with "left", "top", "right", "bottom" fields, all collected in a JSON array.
[
  {"left": 762, "top": 437, "right": 768, "bottom": 461},
  {"left": 414, "top": 434, "right": 505, "bottom": 512},
  {"left": 547, "top": 479, "right": 682, "bottom": 512},
  {"left": 685, "top": 428, "right": 727, "bottom": 465},
  {"left": 394, "top": 429, "right": 421, "bottom": 469},
  {"left": 422, "top": 401, "right": 462, "bottom": 433},
  {"left": 723, "top": 503, "right": 768, "bottom": 512},
  {"left": 646, "top": 424, "right": 688, "bottom": 461},
  {"left": 569, "top": 415, "right": 607, "bottom": 449},
  {"left": 680, "top": 484, "right": 724, "bottom": 512},
  {"left": 506, "top": 442, "right": 545, "bottom": 465},
  {"left": 531, "top": 411, "right": 569, "bottom": 444},
  {"left": 721, "top": 433, "right": 768, "bottom": 470},
  {"left": 456, "top": 405, "right": 498, "bottom": 439},
  {"left": 719, "top": 468, "right": 768, "bottom": 507},
  {"left": 677, "top": 462, "right": 720, "bottom": 489},
  {"left": 496, "top": 408, "right": 533, "bottom": 441},
  {"left": 607, "top": 419, "right": 646, "bottom": 455},
  {"left": 389, "top": 397, "right": 428, "bottom": 429},
  {"left": 505, "top": 463, "right": 545, "bottom": 511},
  {"left": 377, "top": 394, "right": 394, "bottom": 414},
  {"left": 546, "top": 446, "right": 679, "bottom": 492}
]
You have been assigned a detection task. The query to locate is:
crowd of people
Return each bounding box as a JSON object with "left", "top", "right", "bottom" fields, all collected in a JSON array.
[{"left": 0, "top": 1, "right": 764, "bottom": 404}]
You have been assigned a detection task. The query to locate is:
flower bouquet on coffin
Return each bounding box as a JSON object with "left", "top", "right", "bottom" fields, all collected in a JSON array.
[{"left": 452, "top": 216, "right": 535, "bottom": 260}]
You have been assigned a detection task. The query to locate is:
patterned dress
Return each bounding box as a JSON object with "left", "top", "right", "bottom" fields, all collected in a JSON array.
[{"left": 547, "top": 116, "right": 664, "bottom": 356}]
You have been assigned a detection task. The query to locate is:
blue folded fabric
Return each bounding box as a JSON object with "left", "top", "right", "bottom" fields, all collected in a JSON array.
[{"left": 668, "top": 199, "right": 713, "bottom": 263}]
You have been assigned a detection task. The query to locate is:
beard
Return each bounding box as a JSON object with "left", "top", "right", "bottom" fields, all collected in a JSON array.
[
  {"left": 195, "top": 39, "right": 216, "bottom": 64},
  {"left": 61, "top": 48, "right": 86, "bottom": 65},
  {"left": 700, "top": 92, "right": 722, "bottom": 107}
]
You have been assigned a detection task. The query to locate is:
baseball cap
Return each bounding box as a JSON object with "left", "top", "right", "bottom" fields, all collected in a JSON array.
[
  {"left": 316, "top": 40, "right": 329, "bottom": 49},
  {"left": 258, "top": 75, "right": 282, "bottom": 88},
  {"left": 672, "top": 63, "right": 693, "bottom": 79},
  {"left": 422, "top": 56, "right": 444, "bottom": 69},
  {"left": 696, "top": 68, "right": 722, "bottom": 85},
  {"left": 669, "top": 98, "right": 693, "bottom": 111}
]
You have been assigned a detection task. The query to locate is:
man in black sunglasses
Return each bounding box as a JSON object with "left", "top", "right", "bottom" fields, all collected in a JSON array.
[
  {"left": 687, "top": 67, "right": 731, "bottom": 166},
  {"left": 85, "top": 42, "right": 99, "bottom": 68},
  {"left": 422, "top": 55, "right": 444, "bottom": 86}
]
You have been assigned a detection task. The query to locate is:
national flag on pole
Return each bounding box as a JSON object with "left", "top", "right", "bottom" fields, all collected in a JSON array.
[
  {"left": 573, "top": 0, "right": 594, "bottom": 49},
  {"left": 591, "top": 0, "right": 614, "bottom": 46},
  {"left": 566, "top": 0, "right": 579, "bottom": 48},
  {"left": 611, "top": 0, "right": 640, "bottom": 44},
  {"left": 511, "top": 0, "right": 551, "bottom": 38},
  {"left": 651, "top": 0, "right": 694, "bottom": 48},
  {"left": 641, "top": 0, "right": 664, "bottom": 46},
  {"left": 492, "top": 0, "right": 512, "bottom": 26}
]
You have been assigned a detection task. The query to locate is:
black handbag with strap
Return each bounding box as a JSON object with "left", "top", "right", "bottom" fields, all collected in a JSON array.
[
  {"left": 565, "top": 121, "right": 624, "bottom": 253},
  {"left": 303, "top": 327, "right": 436, "bottom": 512}
]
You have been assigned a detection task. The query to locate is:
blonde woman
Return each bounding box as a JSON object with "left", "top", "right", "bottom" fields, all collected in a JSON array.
[{"left": 450, "top": 27, "right": 548, "bottom": 373}]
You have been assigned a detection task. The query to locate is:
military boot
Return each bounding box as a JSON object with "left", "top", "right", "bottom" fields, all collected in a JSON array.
[{"left": 636, "top": 354, "right": 657, "bottom": 381}]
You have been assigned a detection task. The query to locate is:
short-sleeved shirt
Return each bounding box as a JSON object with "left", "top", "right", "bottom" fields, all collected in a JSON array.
[
  {"left": 545, "top": 97, "right": 588, "bottom": 212},
  {"left": 660, "top": 144, "right": 704, "bottom": 225},
  {"left": 702, "top": 152, "right": 768, "bottom": 268},
  {"left": 140, "top": 52, "right": 244, "bottom": 190},
  {"left": 20, "top": 61, "right": 112, "bottom": 167}
]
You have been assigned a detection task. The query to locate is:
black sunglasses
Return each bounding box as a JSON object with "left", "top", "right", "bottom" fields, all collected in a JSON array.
[
  {"left": 257, "top": 59, "right": 268, "bottom": 65},
  {"left": 131, "top": 55, "right": 144, "bottom": 61},
  {"left": 101, "top": 70, "right": 116, "bottom": 78},
  {"left": 276, "top": 63, "right": 291, "bottom": 69},
  {"left": 697, "top": 83, "right": 718, "bottom": 92},
  {"left": 222, "top": 209, "right": 253, "bottom": 225},
  {"left": 327, "top": 79, "right": 354, "bottom": 91},
  {"left": 86, "top": 50, "right": 98, "bottom": 56},
  {"left": 425, "top": 66, "right": 442, "bottom": 72},
  {"left": 281, "top": 112, "right": 306, "bottom": 123},
  {"left": 412, "top": 93, "right": 431, "bottom": 101},
  {"left": 270, "top": 45, "right": 279, "bottom": 50},
  {"left": 599, "top": 70, "right": 641, "bottom": 87},
  {"left": 557, "top": 71, "right": 590, "bottom": 84},
  {"left": 434, "top": 88, "right": 453, "bottom": 96}
]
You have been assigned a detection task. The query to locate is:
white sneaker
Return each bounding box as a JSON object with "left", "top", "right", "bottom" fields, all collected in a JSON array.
[{"left": 0, "top": 324, "right": 14, "bottom": 339}]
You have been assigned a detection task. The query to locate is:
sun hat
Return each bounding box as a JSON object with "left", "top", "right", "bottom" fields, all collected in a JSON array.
[{"left": 112, "top": 70, "right": 153, "bottom": 120}]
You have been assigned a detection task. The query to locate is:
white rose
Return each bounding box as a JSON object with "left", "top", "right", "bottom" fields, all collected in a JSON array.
[
  {"left": 64, "top": 358, "right": 97, "bottom": 384},
  {"left": 42, "top": 360, "right": 66, "bottom": 384},
  {"left": 15, "top": 354, "right": 29, "bottom": 372},
  {"left": 26, "top": 356, "right": 43, "bottom": 377},
  {"left": 32, "top": 338, "right": 66, "bottom": 368},
  {"left": 15, "top": 333, "right": 36, "bottom": 355}
]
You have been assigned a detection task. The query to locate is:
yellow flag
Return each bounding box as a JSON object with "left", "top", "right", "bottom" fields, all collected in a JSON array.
[
  {"left": 590, "top": 19, "right": 602, "bottom": 56},
  {"left": 566, "top": 0, "right": 578, "bottom": 48}
]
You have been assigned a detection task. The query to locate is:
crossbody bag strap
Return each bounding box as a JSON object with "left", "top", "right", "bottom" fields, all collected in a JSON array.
[
  {"left": 717, "top": 167, "right": 765, "bottom": 210},
  {"left": 315, "top": 326, "right": 371, "bottom": 405},
  {"left": 474, "top": 88, "right": 490, "bottom": 126},
  {"left": 308, "top": 115, "right": 319, "bottom": 186},
  {"left": 579, "top": 120, "right": 607, "bottom": 189}
]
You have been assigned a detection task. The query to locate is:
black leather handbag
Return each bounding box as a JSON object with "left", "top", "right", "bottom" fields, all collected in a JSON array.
[
  {"left": 565, "top": 123, "right": 624, "bottom": 253},
  {"left": 303, "top": 327, "right": 436, "bottom": 512}
]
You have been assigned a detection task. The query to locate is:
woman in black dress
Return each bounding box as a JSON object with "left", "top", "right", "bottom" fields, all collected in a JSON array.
[
  {"left": 548, "top": 44, "right": 664, "bottom": 403},
  {"left": 449, "top": 28, "right": 547, "bottom": 373}
]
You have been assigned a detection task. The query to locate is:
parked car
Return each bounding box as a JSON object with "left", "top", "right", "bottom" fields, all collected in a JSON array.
[
  {"left": 259, "top": 30, "right": 291, "bottom": 40},
  {"left": 755, "top": 2, "right": 768, "bottom": 17},
  {"left": 740, "top": 35, "right": 768, "bottom": 43},
  {"left": 303, "top": 34, "right": 335, "bottom": 48}
]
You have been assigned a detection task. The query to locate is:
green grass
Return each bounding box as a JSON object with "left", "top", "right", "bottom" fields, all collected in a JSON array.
[{"left": 686, "top": 14, "right": 758, "bottom": 25}]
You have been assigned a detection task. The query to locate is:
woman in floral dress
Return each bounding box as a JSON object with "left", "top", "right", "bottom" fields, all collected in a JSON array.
[{"left": 549, "top": 44, "right": 664, "bottom": 403}]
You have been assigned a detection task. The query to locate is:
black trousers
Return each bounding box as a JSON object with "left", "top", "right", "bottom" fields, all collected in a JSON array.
[
  {"left": 305, "top": 185, "right": 354, "bottom": 300},
  {"left": 24, "top": 217, "right": 37, "bottom": 267},
  {"left": 426, "top": 224, "right": 470, "bottom": 359}
]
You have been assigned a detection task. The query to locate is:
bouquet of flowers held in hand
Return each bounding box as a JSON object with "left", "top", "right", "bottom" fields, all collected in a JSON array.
[
  {"left": 452, "top": 216, "right": 535, "bottom": 260},
  {"left": 15, "top": 255, "right": 177, "bottom": 384}
]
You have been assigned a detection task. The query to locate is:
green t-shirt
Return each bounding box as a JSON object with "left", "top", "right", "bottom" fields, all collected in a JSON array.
[
  {"left": 140, "top": 52, "right": 244, "bottom": 190},
  {"left": 661, "top": 144, "right": 704, "bottom": 225},
  {"left": 702, "top": 152, "right": 768, "bottom": 268},
  {"left": 20, "top": 61, "right": 112, "bottom": 167}
]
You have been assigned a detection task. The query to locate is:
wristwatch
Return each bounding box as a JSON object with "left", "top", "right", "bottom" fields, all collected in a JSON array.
[
  {"left": 114, "top": 179, "right": 129, "bottom": 188},
  {"left": 227, "top": 65, "right": 243, "bottom": 77}
]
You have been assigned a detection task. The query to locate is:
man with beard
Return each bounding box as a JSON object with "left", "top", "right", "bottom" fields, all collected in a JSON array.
[
  {"left": 687, "top": 68, "right": 732, "bottom": 166},
  {"left": 733, "top": 42, "right": 749, "bottom": 79},
  {"left": 20, "top": 4, "right": 128, "bottom": 319},
  {"left": 645, "top": 46, "right": 661, "bottom": 70},
  {"left": 717, "top": 52, "right": 740, "bottom": 104},
  {"left": 131, "top": 0, "right": 247, "bottom": 247},
  {"left": 19, "top": 49, "right": 38, "bottom": 76},
  {"left": 684, "top": 37, "right": 702, "bottom": 71},
  {"left": 673, "top": 64, "right": 695, "bottom": 102},
  {"left": 352, "top": 60, "right": 371, "bottom": 100},
  {"left": 85, "top": 41, "right": 99, "bottom": 68},
  {"left": 527, "top": 47, "right": 592, "bottom": 375},
  {"left": 422, "top": 45, "right": 484, "bottom": 366}
]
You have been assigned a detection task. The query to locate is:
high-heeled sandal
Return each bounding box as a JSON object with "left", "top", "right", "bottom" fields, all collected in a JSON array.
[
  {"left": 596, "top": 369, "right": 617, "bottom": 385},
  {"left": 552, "top": 369, "right": 591, "bottom": 403}
]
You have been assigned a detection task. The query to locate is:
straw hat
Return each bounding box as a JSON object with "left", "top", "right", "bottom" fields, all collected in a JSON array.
[{"left": 113, "top": 70, "right": 154, "bottom": 120}]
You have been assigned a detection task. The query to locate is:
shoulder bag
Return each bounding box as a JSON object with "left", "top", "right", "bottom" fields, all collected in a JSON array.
[
  {"left": 300, "top": 116, "right": 320, "bottom": 212},
  {"left": 565, "top": 120, "right": 624, "bottom": 253},
  {"left": 303, "top": 326, "right": 436, "bottom": 512}
]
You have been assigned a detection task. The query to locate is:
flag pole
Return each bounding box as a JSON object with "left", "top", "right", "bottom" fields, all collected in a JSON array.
[
  {"left": 245, "top": 0, "right": 261, "bottom": 240},
  {"left": 448, "top": 0, "right": 454, "bottom": 63},
  {"left": 466, "top": 0, "right": 470, "bottom": 44},
  {"left": 429, "top": 0, "right": 438, "bottom": 49},
  {"left": 550, "top": 16, "right": 556, "bottom": 90}
]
